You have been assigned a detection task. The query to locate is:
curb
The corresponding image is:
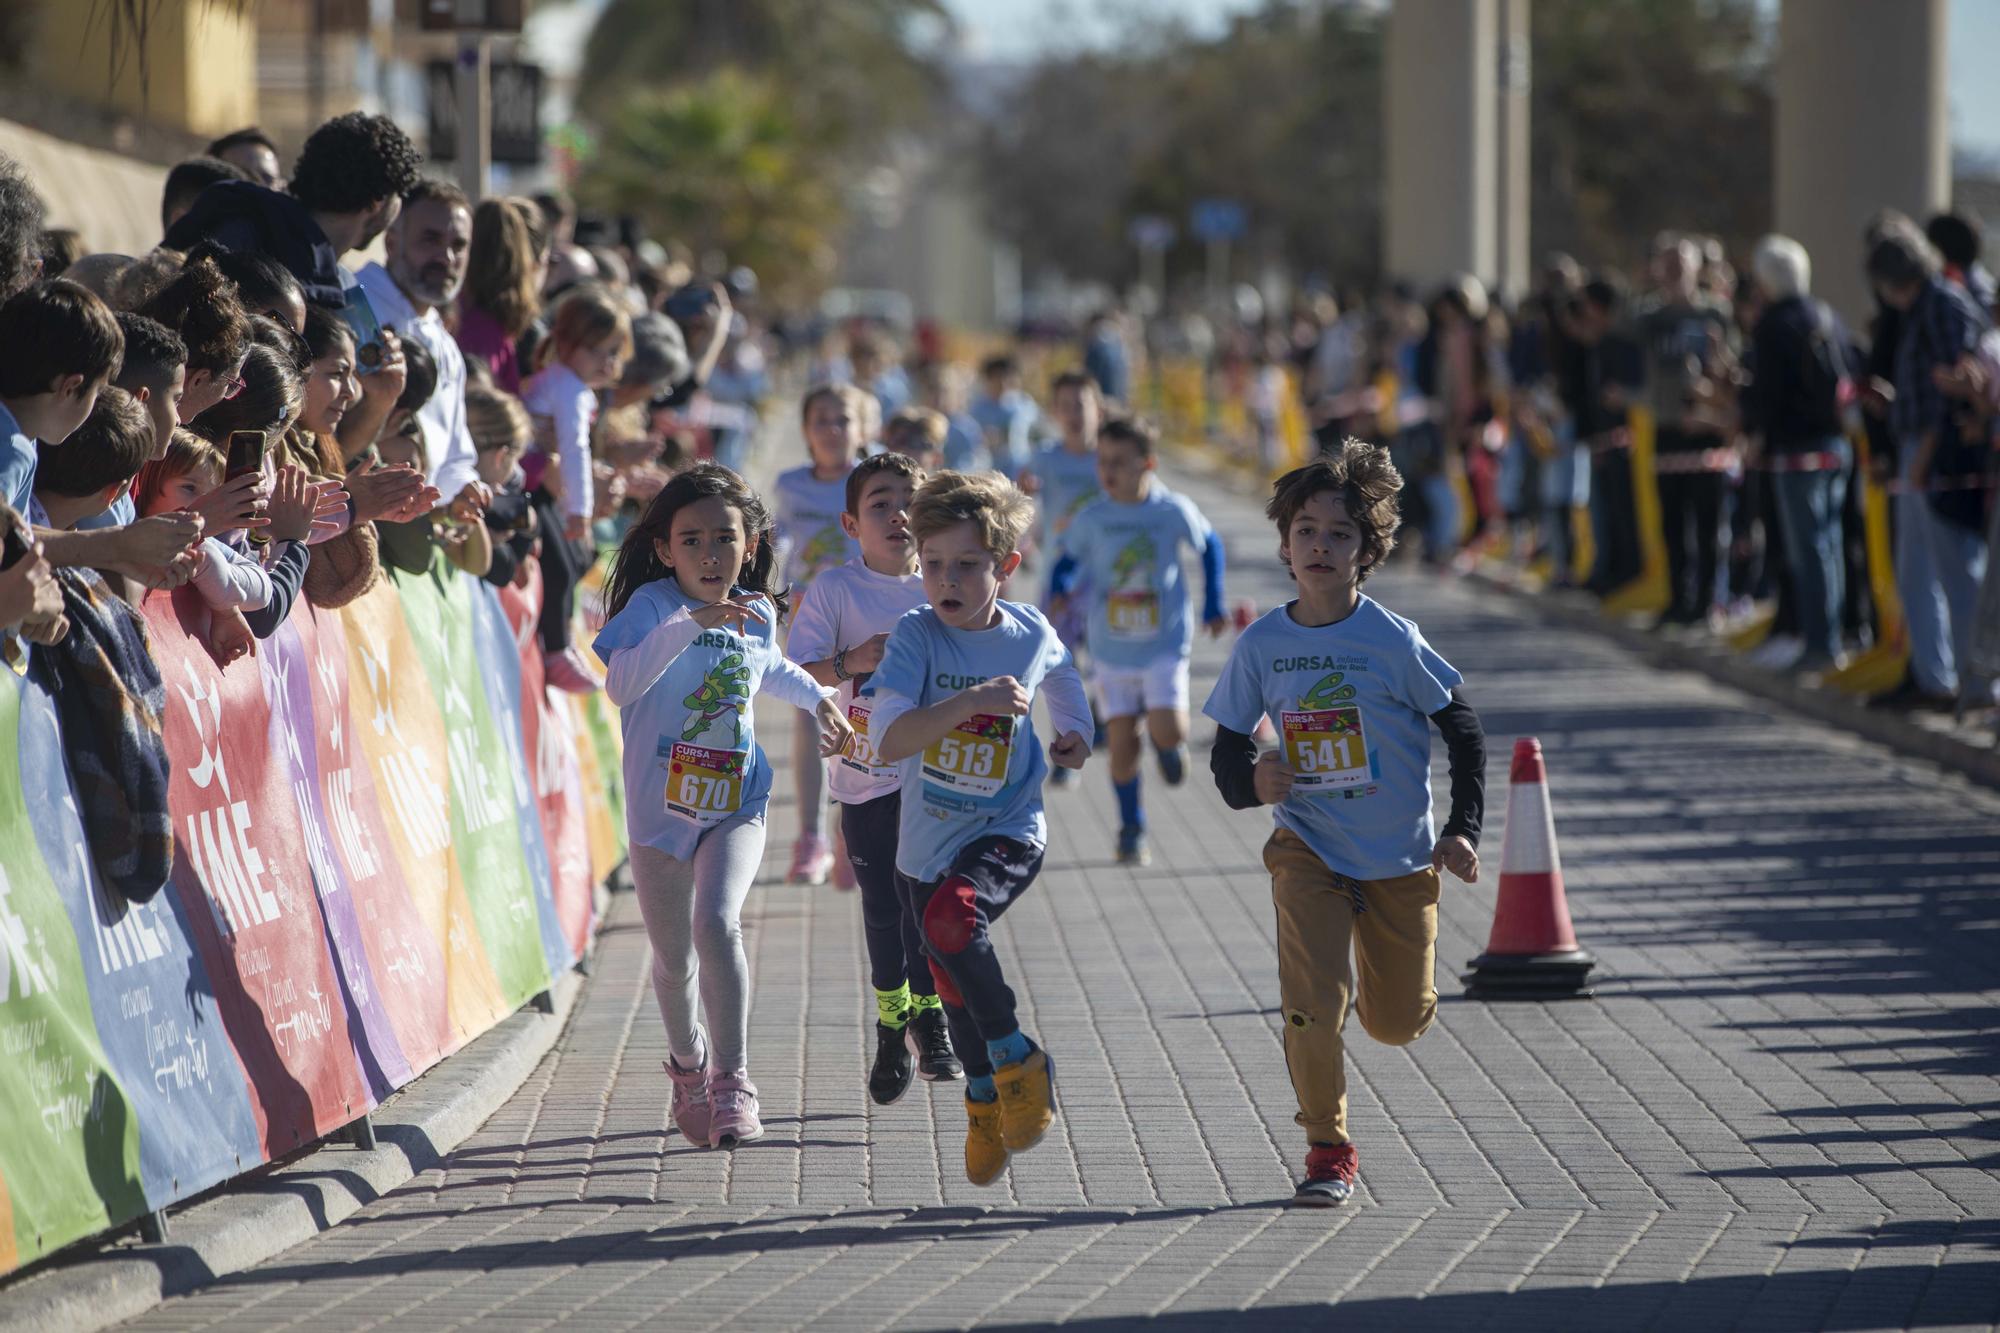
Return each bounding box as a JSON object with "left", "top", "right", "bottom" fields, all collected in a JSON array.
[
  {"left": 1464, "top": 570, "right": 2000, "bottom": 791},
  {"left": 0, "top": 878, "right": 613, "bottom": 1333}
]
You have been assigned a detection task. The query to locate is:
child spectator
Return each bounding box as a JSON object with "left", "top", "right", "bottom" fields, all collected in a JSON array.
[
  {"left": 1203, "top": 442, "right": 1485, "bottom": 1207},
  {"left": 133, "top": 430, "right": 265, "bottom": 664},
  {"left": 34, "top": 386, "right": 155, "bottom": 532},
  {"left": 137, "top": 253, "right": 250, "bottom": 424},
  {"left": 0, "top": 279, "right": 122, "bottom": 517},
  {"left": 523, "top": 281, "right": 632, "bottom": 691},
  {"left": 868, "top": 470, "right": 1093, "bottom": 1186},
  {"left": 465, "top": 382, "right": 538, "bottom": 589},
  {"left": 112, "top": 312, "right": 187, "bottom": 460}
]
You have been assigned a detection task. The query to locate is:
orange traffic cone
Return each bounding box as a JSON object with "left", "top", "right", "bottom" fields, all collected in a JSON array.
[{"left": 1461, "top": 738, "right": 1596, "bottom": 999}]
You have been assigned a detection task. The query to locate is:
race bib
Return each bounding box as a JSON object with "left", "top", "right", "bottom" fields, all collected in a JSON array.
[
  {"left": 666, "top": 740, "right": 746, "bottom": 825},
  {"left": 1281, "top": 706, "right": 1371, "bottom": 792},
  {"left": 922, "top": 713, "right": 1015, "bottom": 799},
  {"left": 839, "top": 697, "right": 886, "bottom": 776},
  {"left": 1105, "top": 590, "right": 1161, "bottom": 639}
]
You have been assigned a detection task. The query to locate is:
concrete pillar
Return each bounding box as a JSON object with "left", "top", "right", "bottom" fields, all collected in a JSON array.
[
  {"left": 1775, "top": 0, "right": 1949, "bottom": 325},
  {"left": 1384, "top": 0, "right": 1497, "bottom": 289},
  {"left": 1494, "top": 0, "right": 1531, "bottom": 303}
]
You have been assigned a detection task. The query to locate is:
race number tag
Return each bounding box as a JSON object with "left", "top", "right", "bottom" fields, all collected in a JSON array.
[
  {"left": 1105, "top": 590, "right": 1161, "bottom": 639},
  {"left": 839, "top": 697, "right": 886, "bottom": 776},
  {"left": 921, "top": 713, "right": 1015, "bottom": 799},
  {"left": 666, "top": 740, "right": 745, "bottom": 825},
  {"left": 1280, "top": 706, "right": 1371, "bottom": 792}
]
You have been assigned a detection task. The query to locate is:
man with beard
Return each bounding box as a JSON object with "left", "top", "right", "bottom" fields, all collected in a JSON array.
[
  {"left": 357, "top": 178, "right": 489, "bottom": 512},
  {"left": 165, "top": 112, "right": 422, "bottom": 309}
]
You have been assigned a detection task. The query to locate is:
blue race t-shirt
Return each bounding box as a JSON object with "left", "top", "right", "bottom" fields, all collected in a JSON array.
[
  {"left": 1032, "top": 443, "right": 1101, "bottom": 548},
  {"left": 772, "top": 462, "right": 858, "bottom": 590},
  {"left": 1202, "top": 596, "right": 1462, "bottom": 880},
  {"left": 867, "top": 600, "right": 1077, "bottom": 881},
  {"left": 0, "top": 402, "right": 36, "bottom": 517},
  {"left": 593, "top": 579, "right": 801, "bottom": 859},
  {"left": 1058, "top": 484, "right": 1213, "bottom": 668}
]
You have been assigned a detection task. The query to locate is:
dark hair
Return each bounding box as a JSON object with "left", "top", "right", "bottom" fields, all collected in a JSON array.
[
  {"left": 302, "top": 302, "right": 354, "bottom": 364},
  {"left": 1866, "top": 230, "right": 1939, "bottom": 290},
  {"left": 465, "top": 196, "right": 545, "bottom": 338},
  {"left": 604, "top": 462, "right": 786, "bottom": 620},
  {"left": 161, "top": 156, "right": 252, "bottom": 231},
  {"left": 1581, "top": 276, "right": 1624, "bottom": 314},
  {"left": 1097, "top": 415, "right": 1158, "bottom": 459},
  {"left": 1266, "top": 439, "right": 1404, "bottom": 583},
  {"left": 37, "top": 228, "right": 83, "bottom": 279},
  {"left": 112, "top": 312, "right": 187, "bottom": 391},
  {"left": 205, "top": 127, "right": 278, "bottom": 160},
  {"left": 187, "top": 339, "right": 300, "bottom": 445},
  {"left": 1050, "top": 369, "right": 1096, "bottom": 398},
  {"left": 288, "top": 112, "right": 423, "bottom": 215},
  {"left": 187, "top": 242, "right": 304, "bottom": 322},
  {"left": 36, "top": 384, "right": 152, "bottom": 499},
  {"left": 1925, "top": 212, "right": 1983, "bottom": 269},
  {"left": 532, "top": 190, "right": 573, "bottom": 229},
  {"left": 0, "top": 279, "right": 124, "bottom": 397},
  {"left": 0, "top": 151, "right": 47, "bottom": 301},
  {"left": 979, "top": 353, "right": 1019, "bottom": 379},
  {"left": 397, "top": 338, "right": 437, "bottom": 414},
  {"left": 845, "top": 450, "right": 926, "bottom": 514},
  {"left": 248, "top": 312, "right": 312, "bottom": 375},
  {"left": 404, "top": 175, "right": 470, "bottom": 214},
  {"left": 138, "top": 255, "right": 249, "bottom": 376}
]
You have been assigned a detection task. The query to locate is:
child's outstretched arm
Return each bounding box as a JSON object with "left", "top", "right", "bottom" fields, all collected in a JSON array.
[
  {"left": 598, "top": 596, "right": 766, "bottom": 707},
  {"left": 759, "top": 653, "right": 850, "bottom": 756},
  {"left": 1429, "top": 689, "right": 1486, "bottom": 881}
]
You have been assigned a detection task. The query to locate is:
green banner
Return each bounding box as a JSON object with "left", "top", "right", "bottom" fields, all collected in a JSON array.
[{"left": 0, "top": 679, "right": 144, "bottom": 1272}]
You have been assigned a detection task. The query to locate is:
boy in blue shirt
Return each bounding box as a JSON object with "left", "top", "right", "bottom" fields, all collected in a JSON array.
[
  {"left": 1203, "top": 441, "right": 1486, "bottom": 1208},
  {"left": 870, "top": 470, "right": 1093, "bottom": 1186},
  {"left": 1050, "top": 417, "right": 1226, "bottom": 863},
  {"left": 1022, "top": 370, "right": 1105, "bottom": 788}
]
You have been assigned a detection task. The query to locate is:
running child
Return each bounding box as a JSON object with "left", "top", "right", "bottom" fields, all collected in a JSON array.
[
  {"left": 1050, "top": 417, "right": 1226, "bottom": 863},
  {"left": 786, "top": 453, "right": 963, "bottom": 1104},
  {"left": 1023, "top": 371, "right": 1104, "bottom": 787},
  {"left": 869, "top": 471, "right": 1093, "bottom": 1186},
  {"left": 1202, "top": 441, "right": 1485, "bottom": 1207},
  {"left": 772, "top": 382, "right": 866, "bottom": 885},
  {"left": 594, "top": 462, "right": 852, "bottom": 1149}
]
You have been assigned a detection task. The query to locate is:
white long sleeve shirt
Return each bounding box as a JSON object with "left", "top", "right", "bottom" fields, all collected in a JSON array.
[
  {"left": 193, "top": 536, "right": 273, "bottom": 610},
  {"left": 355, "top": 263, "right": 479, "bottom": 504},
  {"left": 521, "top": 362, "right": 596, "bottom": 522}
]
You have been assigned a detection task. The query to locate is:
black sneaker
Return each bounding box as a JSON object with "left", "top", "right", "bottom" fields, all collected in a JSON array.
[
  {"left": 1117, "top": 825, "right": 1150, "bottom": 866},
  {"left": 906, "top": 1006, "right": 963, "bottom": 1081},
  {"left": 868, "top": 1021, "right": 915, "bottom": 1105}
]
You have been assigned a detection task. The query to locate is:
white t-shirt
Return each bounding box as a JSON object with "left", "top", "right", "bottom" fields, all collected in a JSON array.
[
  {"left": 356, "top": 263, "right": 479, "bottom": 503},
  {"left": 521, "top": 362, "right": 597, "bottom": 522},
  {"left": 771, "top": 463, "right": 857, "bottom": 590},
  {"left": 786, "top": 558, "right": 928, "bottom": 804}
]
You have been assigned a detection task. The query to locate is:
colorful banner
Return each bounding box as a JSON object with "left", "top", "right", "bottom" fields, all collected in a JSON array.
[{"left": 0, "top": 554, "right": 624, "bottom": 1278}]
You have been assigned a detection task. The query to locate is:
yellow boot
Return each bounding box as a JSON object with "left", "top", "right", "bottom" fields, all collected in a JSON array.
[
  {"left": 964, "top": 1096, "right": 1008, "bottom": 1186},
  {"left": 994, "top": 1048, "right": 1055, "bottom": 1152}
]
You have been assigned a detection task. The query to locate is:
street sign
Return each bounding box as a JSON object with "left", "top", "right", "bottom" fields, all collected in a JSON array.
[
  {"left": 417, "top": 0, "right": 524, "bottom": 31},
  {"left": 1128, "top": 214, "right": 1177, "bottom": 251},
  {"left": 428, "top": 59, "right": 543, "bottom": 165},
  {"left": 1190, "top": 198, "right": 1247, "bottom": 244}
]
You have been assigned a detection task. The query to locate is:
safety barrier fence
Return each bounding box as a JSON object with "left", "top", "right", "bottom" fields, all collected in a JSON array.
[{"left": 0, "top": 554, "right": 626, "bottom": 1277}]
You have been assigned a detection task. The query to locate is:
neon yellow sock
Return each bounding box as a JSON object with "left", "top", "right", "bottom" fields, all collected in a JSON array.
[
  {"left": 908, "top": 991, "right": 943, "bottom": 1016},
  {"left": 875, "top": 984, "right": 912, "bottom": 1028}
]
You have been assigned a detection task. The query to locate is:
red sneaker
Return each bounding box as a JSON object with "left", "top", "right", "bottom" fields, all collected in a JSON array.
[{"left": 1293, "top": 1142, "right": 1357, "bottom": 1207}]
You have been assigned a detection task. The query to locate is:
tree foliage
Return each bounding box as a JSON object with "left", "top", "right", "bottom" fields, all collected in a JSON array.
[
  {"left": 980, "top": 0, "right": 1773, "bottom": 293},
  {"left": 576, "top": 70, "right": 837, "bottom": 302}
]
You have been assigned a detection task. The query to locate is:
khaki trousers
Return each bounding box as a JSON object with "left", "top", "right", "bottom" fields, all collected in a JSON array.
[{"left": 1263, "top": 827, "right": 1441, "bottom": 1146}]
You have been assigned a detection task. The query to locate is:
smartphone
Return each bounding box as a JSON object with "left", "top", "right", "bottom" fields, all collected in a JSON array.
[
  {"left": 225, "top": 431, "right": 270, "bottom": 544},
  {"left": 0, "top": 519, "right": 28, "bottom": 571},
  {"left": 338, "top": 285, "right": 388, "bottom": 375}
]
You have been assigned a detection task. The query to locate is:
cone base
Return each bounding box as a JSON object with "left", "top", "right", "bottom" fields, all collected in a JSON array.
[{"left": 1460, "top": 949, "right": 1597, "bottom": 1000}]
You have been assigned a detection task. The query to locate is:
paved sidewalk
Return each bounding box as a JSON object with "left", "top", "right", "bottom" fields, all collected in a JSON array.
[{"left": 111, "top": 470, "right": 2000, "bottom": 1331}]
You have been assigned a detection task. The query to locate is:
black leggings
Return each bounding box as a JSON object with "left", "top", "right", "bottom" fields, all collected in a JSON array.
[
  {"left": 899, "top": 836, "right": 1044, "bottom": 1080},
  {"left": 532, "top": 489, "right": 584, "bottom": 653},
  {"left": 840, "top": 791, "right": 935, "bottom": 1002},
  {"left": 1657, "top": 467, "right": 1726, "bottom": 619}
]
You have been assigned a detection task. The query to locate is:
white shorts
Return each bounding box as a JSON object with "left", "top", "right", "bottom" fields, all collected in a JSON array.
[{"left": 1093, "top": 655, "right": 1190, "bottom": 719}]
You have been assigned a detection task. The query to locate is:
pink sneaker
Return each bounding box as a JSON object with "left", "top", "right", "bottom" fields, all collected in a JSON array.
[
  {"left": 544, "top": 646, "right": 603, "bottom": 695},
  {"left": 707, "top": 1070, "right": 763, "bottom": 1148},
  {"left": 664, "top": 1055, "right": 711, "bottom": 1146},
  {"left": 788, "top": 833, "right": 833, "bottom": 886}
]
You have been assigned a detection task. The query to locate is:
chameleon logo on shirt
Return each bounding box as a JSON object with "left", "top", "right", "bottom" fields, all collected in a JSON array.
[
  {"left": 1299, "top": 670, "right": 1359, "bottom": 711},
  {"left": 797, "top": 524, "right": 847, "bottom": 583},
  {"left": 1109, "top": 532, "right": 1156, "bottom": 589},
  {"left": 682, "top": 652, "right": 750, "bottom": 746}
]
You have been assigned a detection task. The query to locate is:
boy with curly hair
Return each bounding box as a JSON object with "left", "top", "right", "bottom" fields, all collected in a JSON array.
[
  {"left": 868, "top": 470, "right": 1094, "bottom": 1186},
  {"left": 1203, "top": 439, "right": 1487, "bottom": 1207}
]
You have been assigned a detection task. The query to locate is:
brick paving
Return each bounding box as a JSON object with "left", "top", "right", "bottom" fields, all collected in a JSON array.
[{"left": 114, "top": 466, "right": 2000, "bottom": 1331}]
